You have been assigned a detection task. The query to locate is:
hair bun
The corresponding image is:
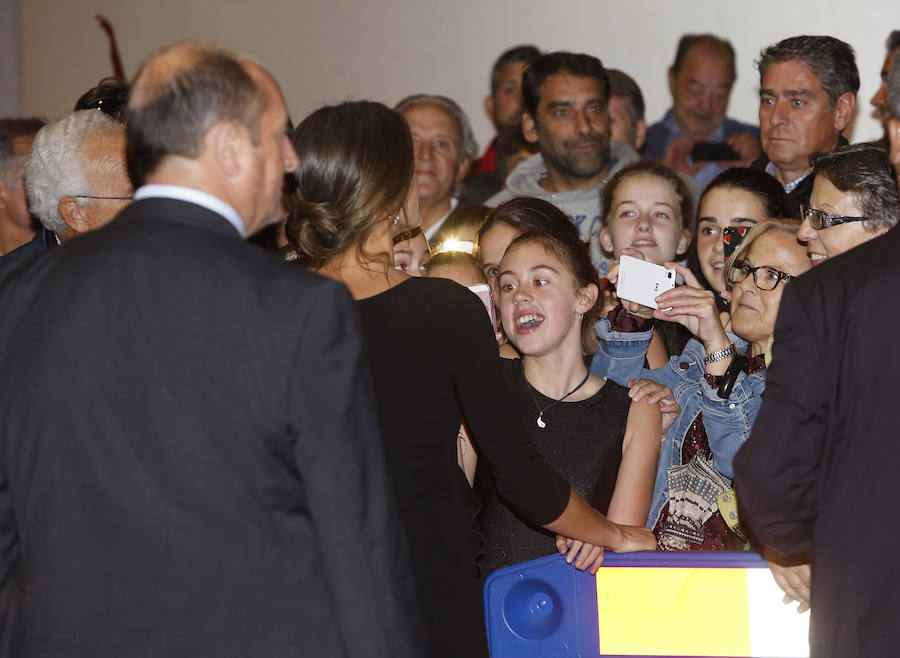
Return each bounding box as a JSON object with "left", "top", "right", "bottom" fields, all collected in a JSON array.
[{"left": 286, "top": 198, "right": 346, "bottom": 266}]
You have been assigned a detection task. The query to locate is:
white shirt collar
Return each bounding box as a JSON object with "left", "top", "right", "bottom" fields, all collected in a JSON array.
[
  {"left": 133, "top": 184, "right": 245, "bottom": 236},
  {"left": 424, "top": 197, "right": 459, "bottom": 241}
]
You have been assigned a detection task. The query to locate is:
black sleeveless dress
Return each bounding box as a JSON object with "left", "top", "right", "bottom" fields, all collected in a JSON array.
[
  {"left": 477, "top": 358, "right": 632, "bottom": 576},
  {"left": 357, "top": 278, "right": 571, "bottom": 658}
]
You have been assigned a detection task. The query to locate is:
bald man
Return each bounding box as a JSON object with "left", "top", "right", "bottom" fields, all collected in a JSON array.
[{"left": 0, "top": 43, "right": 421, "bottom": 658}]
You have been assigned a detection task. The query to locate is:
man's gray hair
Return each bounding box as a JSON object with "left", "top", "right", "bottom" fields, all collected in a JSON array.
[
  {"left": 394, "top": 94, "right": 479, "bottom": 164},
  {"left": 757, "top": 36, "right": 859, "bottom": 109},
  {"left": 25, "top": 110, "right": 123, "bottom": 234},
  {"left": 888, "top": 50, "right": 900, "bottom": 120}
]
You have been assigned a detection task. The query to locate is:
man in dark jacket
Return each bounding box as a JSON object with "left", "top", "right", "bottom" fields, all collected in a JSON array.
[
  {"left": 734, "top": 55, "right": 900, "bottom": 657},
  {"left": 0, "top": 42, "right": 421, "bottom": 658}
]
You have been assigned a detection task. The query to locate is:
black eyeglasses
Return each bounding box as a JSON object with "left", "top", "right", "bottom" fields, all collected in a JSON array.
[
  {"left": 71, "top": 194, "right": 134, "bottom": 201},
  {"left": 727, "top": 259, "right": 794, "bottom": 291},
  {"left": 802, "top": 205, "right": 868, "bottom": 230},
  {"left": 79, "top": 94, "right": 128, "bottom": 118}
]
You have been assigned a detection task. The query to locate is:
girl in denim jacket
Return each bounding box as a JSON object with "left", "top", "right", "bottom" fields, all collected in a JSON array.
[{"left": 590, "top": 220, "right": 811, "bottom": 550}]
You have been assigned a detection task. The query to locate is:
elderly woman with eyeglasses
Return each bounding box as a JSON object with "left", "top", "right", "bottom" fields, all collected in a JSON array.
[
  {"left": 591, "top": 219, "right": 811, "bottom": 550},
  {"left": 798, "top": 141, "right": 899, "bottom": 266}
]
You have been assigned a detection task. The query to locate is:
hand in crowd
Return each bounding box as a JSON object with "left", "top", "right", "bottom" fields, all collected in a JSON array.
[
  {"left": 605, "top": 247, "right": 653, "bottom": 318},
  {"left": 764, "top": 548, "right": 812, "bottom": 613},
  {"left": 653, "top": 263, "right": 729, "bottom": 350},
  {"left": 724, "top": 132, "right": 763, "bottom": 166},
  {"left": 627, "top": 379, "right": 680, "bottom": 434},
  {"left": 555, "top": 524, "right": 657, "bottom": 574},
  {"left": 662, "top": 136, "right": 706, "bottom": 177}
]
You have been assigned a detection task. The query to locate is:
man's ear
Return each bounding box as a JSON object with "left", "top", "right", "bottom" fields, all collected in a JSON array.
[
  {"left": 483, "top": 94, "right": 494, "bottom": 122},
  {"left": 667, "top": 67, "right": 677, "bottom": 98},
  {"left": 832, "top": 92, "right": 856, "bottom": 133},
  {"left": 58, "top": 197, "right": 83, "bottom": 235},
  {"left": 634, "top": 118, "right": 648, "bottom": 152},
  {"left": 455, "top": 158, "right": 471, "bottom": 183},
  {"left": 0, "top": 180, "right": 9, "bottom": 212},
  {"left": 207, "top": 120, "right": 249, "bottom": 177},
  {"left": 889, "top": 118, "right": 900, "bottom": 166},
  {"left": 522, "top": 111, "right": 538, "bottom": 144}
]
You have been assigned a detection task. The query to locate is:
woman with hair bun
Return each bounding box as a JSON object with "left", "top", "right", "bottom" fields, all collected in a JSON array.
[{"left": 287, "top": 101, "right": 655, "bottom": 658}]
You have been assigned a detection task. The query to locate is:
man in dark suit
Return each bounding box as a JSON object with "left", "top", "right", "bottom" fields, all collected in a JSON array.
[
  {"left": 733, "top": 68, "right": 900, "bottom": 654},
  {"left": 0, "top": 42, "right": 421, "bottom": 657}
]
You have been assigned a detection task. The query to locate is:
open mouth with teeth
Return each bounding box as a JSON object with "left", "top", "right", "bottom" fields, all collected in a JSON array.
[
  {"left": 514, "top": 312, "right": 545, "bottom": 334},
  {"left": 809, "top": 252, "right": 827, "bottom": 265}
]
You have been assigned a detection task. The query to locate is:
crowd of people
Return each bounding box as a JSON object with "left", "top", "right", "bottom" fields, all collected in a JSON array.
[{"left": 1, "top": 27, "right": 899, "bottom": 658}]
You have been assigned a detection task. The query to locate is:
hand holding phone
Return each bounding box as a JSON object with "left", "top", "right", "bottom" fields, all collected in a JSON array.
[
  {"left": 468, "top": 283, "right": 498, "bottom": 334},
  {"left": 616, "top": 255, "right": 677, "bottom": 310}
]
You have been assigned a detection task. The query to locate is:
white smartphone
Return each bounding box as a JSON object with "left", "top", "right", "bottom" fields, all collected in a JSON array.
[
  {"left": 616, "top": 255, "right": 676, "bottom": 310},
  {"left": 467, "top": 283, "right": 498, "bottom": 333}
]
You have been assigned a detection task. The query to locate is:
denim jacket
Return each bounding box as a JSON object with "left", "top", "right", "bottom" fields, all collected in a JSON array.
[{"left": 589, "top": 316, "right": 767, "bottom": 527}]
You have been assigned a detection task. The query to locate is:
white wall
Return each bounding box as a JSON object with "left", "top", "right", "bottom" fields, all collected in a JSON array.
[
  {"left": 22, "top": 0, "right": 894, "bottom": 148},
  {"left": 1, "top": 0, "right": 22, "bottom": 116}
]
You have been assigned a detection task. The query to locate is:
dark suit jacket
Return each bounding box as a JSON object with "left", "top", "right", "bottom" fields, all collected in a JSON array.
[
  {"left": 0, "top": 198, "right": 422, "bottom": 657},
  {"left": 733, "top": 226, "right": 900, "bottom": 658}
]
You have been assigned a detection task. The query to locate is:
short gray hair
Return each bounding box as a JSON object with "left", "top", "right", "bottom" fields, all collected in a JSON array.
[
  {"left": 25, "top": 110, "right": 123, "bottom": 234},
  {"left": 888, "top": 50, "right": 900, "bottom": 119},
  {"left": 394, "top": 94, "right": 479, "bottom": 164},
  {"left": 757, "top": 36, "right": 859, "bottom": 109}
]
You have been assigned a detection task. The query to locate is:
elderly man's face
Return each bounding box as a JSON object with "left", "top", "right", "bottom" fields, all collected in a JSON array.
[
  {"left": 403, "top": 102, "right": 466, "bottom": 208},
  {"left": 76, "top": 131, "right": 132, "bottom": 230},
  {"left": 759, "top": 60, "right": 847, "bottom": 179},
  {"left": 669, "top": 46, "right": 734, "bottom": 141}
]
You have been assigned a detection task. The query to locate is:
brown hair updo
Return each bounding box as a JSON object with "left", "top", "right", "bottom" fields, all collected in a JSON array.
[{"left": 286, "top": 101, "right": 415, "bottom": 269}]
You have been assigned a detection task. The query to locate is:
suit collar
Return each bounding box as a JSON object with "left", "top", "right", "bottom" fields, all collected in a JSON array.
[
  {"left": 134, "top": 184, "right": 245, "bottom": 235},
  {"left": 120, "top": 197, "right": 244, "bottom": 239}
]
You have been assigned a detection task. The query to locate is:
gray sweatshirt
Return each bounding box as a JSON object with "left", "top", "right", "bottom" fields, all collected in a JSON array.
[{"left": 486, "top": 140, "right": 640, "bottom": 276}]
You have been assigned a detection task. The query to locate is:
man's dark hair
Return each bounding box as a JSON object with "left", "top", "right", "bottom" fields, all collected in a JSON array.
[
  {"left": 887, "top": 30, "right": 900, "bottom": 51},
  {"left": 672, "top": 34, "right": 736, "bottom": 79},
  {"left": 757, "top": 36, "right": 859, "bottom": 108},
  {"left": 607, "top": 69, "right": 645, "bottom": 123},
  {"left": 490, "top": 45, "right": 542, "bottom": 94},
  {"left": 0, "top": 117, "right": 45, "bottom": 171},
  {"left": 811, "top": 141, "right": 899, "bottom": 232},
  {"left": 74, "top": 77, "right": 130, "bottom": 123},
  {"left": 522, "top": 52, "right": 609, "bottom": 119},
  {"left": 125, "top": 47, "right": 264, "bottom": 187}
]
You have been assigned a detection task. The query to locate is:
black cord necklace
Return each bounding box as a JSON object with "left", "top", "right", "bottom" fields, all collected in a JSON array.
[{"left": 521, "top": 360, "right": 590, "bottom": 429}]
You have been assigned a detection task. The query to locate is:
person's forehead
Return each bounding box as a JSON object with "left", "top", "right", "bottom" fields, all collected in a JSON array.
[
  {"left": 539, "top": 73, "right": 605, "bottom": 103},
  {"left": 403, "top": 103, "right": 460, "bottom": 138},
  {"left": 747, "top": 230, "right": 804, "bottom": 268},
  {"left": 679, "top": 45, "right": 733, "bottom": 79},
  {"left": 762, "top": 59, "right": 825, "bottom": 94},
  {"left": 497, "top": 61, "right": 528, "bottom": 85}
]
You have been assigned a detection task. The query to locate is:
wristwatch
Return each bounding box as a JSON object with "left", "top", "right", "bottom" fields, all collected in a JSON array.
[{"left": 704, "top": 343, "right": 736, "bottom": 364}]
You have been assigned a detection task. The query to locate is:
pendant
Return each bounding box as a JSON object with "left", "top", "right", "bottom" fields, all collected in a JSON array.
[{"left": 536, "top": 413, "right": 546, "bottom": 429}]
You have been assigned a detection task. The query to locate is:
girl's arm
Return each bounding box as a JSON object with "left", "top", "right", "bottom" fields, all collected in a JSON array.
[{"left": 606, "top": 395, "right": 664, "bottom": 526}]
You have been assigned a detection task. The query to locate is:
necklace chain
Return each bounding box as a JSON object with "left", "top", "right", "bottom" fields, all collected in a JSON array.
[{"left": 521, "top": 360, "right": 590, "bottom": 429}]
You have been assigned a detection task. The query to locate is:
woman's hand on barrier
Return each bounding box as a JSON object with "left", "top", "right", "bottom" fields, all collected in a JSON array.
[{"left": 556, "top": 536, "right": 606, "bottom": 575}]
